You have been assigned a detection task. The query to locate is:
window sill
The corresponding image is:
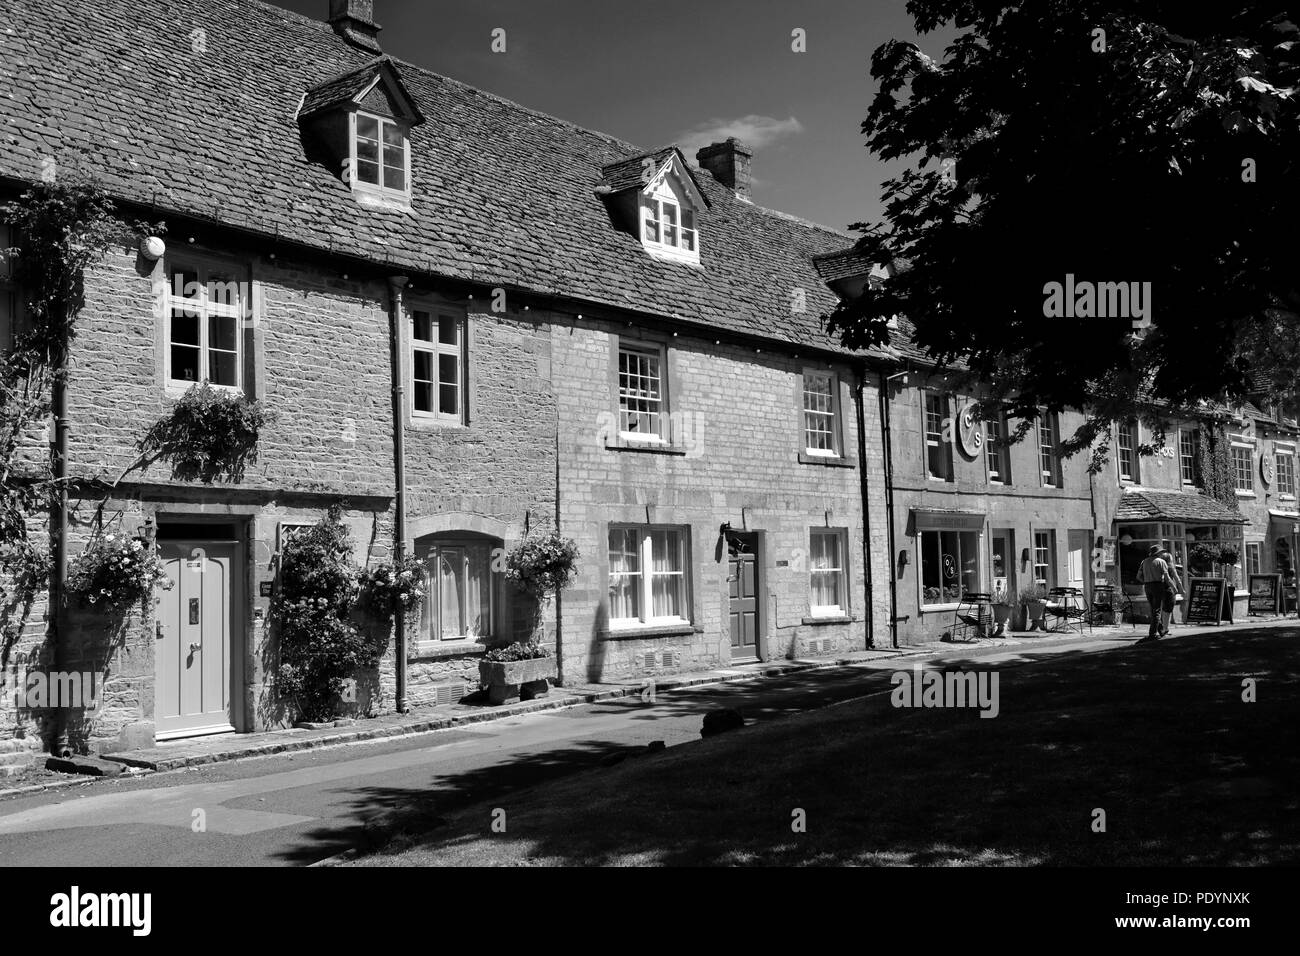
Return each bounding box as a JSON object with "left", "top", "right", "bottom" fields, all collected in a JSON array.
[
  {"left": 802, "top": 614, "right": 853, "bottom": 626},
  {"left": 799, "top": 452, "right": 853, "bottom": 468},
  {"left": 920, "top": 603, "right": 962, "bottom": 613},
  {"left": 353, "top": 187, "right": 412, "bottom": 212},
  {"left": 410, "top": 416, "right": 468, "bottom": 431},
  {"left": 605, "top": 438, "right": 689, "bottom": 456},
  {"left": 411, "top": 640, "right": 487, "bottom": 661},
  {"left": 1236, "top": 491, "right": 1257, "bottom": 498},
  {"left": 600, "top": 623, "right": 701, "bottom": 641}
]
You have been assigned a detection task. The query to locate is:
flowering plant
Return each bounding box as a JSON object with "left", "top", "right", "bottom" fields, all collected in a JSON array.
[
  {"left": 67, "top": 533, "right": 172, "bottom": 611},
  {"left": 504, "top": 529, "right": 579, "bottom": 602},
  {"left": 483, "top": 639, "right": 551, "bottom": 663},
  {"left": 358, "top": 555, "right": 426, "bottom": 619}
]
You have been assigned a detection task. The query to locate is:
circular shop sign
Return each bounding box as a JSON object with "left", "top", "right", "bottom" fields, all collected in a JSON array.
[
  {"left": 957, "top": 403, "right": 985, "bottom": 459},
  {"left": 1261, "top": 451, "right": 1275, "bottom": 488}
]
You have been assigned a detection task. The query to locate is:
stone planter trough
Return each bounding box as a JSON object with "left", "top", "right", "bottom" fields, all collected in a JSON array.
[{"left": 479, "top": 657, "right": 557, "bottom": 706}]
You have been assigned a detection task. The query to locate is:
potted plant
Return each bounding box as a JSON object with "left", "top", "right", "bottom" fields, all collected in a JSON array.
[
  {"left": 991, "top": 589, "right": 1014, "bottom": 635},
  {"left": 1013, "top": 584, "right": 1048, "bottom": 631},
  {"left": 479, "top": 640, "right": 556, "bottom": 705}
]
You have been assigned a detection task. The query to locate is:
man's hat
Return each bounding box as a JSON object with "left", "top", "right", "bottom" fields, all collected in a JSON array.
[{"left": 1147, "top": 545, "right": 1161, "bottom": 556}]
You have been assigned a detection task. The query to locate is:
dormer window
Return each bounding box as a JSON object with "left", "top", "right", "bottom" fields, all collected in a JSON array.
[
  {"left": 599, "top": 147, "right": 709, "bottom": 266},
  {"left": 644, "top": 199, "right": 696, "bottom": 254},
  {"left": 298, "top": 56, "right": 424, "bottom": 212},
  {"left": 352, "top": 110, "right": 408, "bottom": 195}
]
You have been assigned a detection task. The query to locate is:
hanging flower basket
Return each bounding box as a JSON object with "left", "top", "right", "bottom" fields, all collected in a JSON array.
[{"left": 67, "top": 533, "right": 173, "bottom": 612}]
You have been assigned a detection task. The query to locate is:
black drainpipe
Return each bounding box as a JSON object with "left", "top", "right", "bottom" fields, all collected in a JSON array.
[
  {"left": 853, "top": 363, "right": 875, "bottom": 649},
  {"left": 49, "top": 350, "right": 70, "bottom": 756},
  {"left": 879, "top": 369, "right": 901, "bottom": 649},
  {"left": 387, "top": 276, "right": 409, "bottom": 713}
]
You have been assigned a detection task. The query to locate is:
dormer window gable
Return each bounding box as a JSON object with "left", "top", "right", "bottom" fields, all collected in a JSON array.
[
  {"left": 599, "top": 147, "right": 709, "bottom": 266},
  {"left": 298, "top": 57, "right": 424, "bottom": 211}
]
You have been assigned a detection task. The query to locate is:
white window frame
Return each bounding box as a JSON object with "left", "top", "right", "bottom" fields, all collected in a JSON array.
[
  {"left": 985, "top": 409, "right": 1010, "bottom": 484},
  {"left": 1117, "top": 421, "right": 1138, "bottom": 483},
  {"left": 809, "top": 528, "right": 848, "bottom": 617},
  {"left": 1178, "top": 428, "right": 1198, "bottom": 485},
  {"left": 643, "top": 196, "right": 697, "bottom": 255},
  {"left": 1246, "top": 541, "right": 1262, "bottom": 577},
  {"left": 803, "top": 370, "right": 839, "bottom": 457},
  {"left": 421, "top": 539, "right": 499, "bottom": 646},
  {"left": 1038, "top": 413, "right": 1061, "bottom": 488},
  {"left": 607, "top": 525, "right": 690, "bottom": 628},
  {"left": 1231, "top": 441, "right": 1255, "bottom": 494},
  {"left": 617, "top": 342, "right": 668, "bottom": 443},
  {"left": 1277, "top": 444, "right": 1297, "bottom": 498},
  {"left": 164, "top": 258, "right": 244, "bottom": 392},
  {"left": 924, "top": 391, "right": 952, "bottom": 481},
  {"left": 1033, "top": 530, "right": 1056, "bottom": 588},
  {"left": 409, "top": 304, "right": 466, "bottom": 424},
  {"left": 350, "top": 109, "right": 411, "bottom": 201}
]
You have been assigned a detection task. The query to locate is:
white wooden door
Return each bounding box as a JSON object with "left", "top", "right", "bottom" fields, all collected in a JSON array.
[{"left": 156, "top": 541, "right": 241, "bottom": 739}]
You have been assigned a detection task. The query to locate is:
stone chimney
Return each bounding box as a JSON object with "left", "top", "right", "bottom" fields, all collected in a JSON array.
[
  {"left": 696, "top": 138, "right": 753, "bottom": 200},
  {"left": 329, "top": 0, "right": 382, "bottom": 53}
]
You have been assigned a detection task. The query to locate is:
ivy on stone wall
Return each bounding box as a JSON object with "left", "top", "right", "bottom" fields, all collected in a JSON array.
[
  {"left": 1197, "top": 421, "right": 1237, "bottom": 509},
  {"left": 0, "top": 172, "right": 128, "bottom": 627},
  {"left": 139, "top": 383, "right": 272, "bottom": 483}
]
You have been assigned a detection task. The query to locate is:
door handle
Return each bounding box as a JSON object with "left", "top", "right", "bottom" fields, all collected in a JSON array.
[
  {"left": 156, "top": 621, "right": 164, "bottom": 640},
  {"left": 189, "top": 642, "right": 202, "bottom": 652}
]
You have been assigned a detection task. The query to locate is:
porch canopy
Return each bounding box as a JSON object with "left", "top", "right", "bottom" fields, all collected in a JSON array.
[{"left": 1115, "top": 489, "right": 1248, "bottom": 526}]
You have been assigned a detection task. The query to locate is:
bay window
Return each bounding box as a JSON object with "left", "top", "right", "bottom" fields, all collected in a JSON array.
[{"left": 608, "top": 525, "right": 690, "bottom": 626}]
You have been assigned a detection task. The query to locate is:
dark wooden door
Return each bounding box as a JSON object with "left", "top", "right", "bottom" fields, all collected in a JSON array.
[{"left": 728, "top": 534, "right": 759, "bottom": 660}]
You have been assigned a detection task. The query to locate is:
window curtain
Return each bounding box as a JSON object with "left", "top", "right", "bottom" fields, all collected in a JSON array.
[{"left": 650, "top": 529, "right": 682, "bottom": 618}]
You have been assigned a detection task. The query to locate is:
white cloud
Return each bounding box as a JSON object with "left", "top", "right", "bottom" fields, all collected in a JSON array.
[{"left": 674, "top": 115, "right": 804, "bottom": 160}]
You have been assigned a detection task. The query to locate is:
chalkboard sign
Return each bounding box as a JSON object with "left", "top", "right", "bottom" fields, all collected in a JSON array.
[
  {"left": 1248, "top": 574, "right": 1281, "bottom": 615},
  {"left": 1186, "top": 577, "right": 1227, "bottom": 625}
]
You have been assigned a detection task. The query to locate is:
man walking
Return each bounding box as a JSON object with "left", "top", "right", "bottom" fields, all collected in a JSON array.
[
  {"left": 1137, "top": 545, "right": 1171, "bottom": 642},
  {"left": 1159, "top": 549, "right": 1182, "bottom": 636}
]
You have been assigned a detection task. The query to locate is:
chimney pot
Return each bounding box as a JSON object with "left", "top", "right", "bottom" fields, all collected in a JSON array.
[
  {"left": 696, "top": 137, "right": 753, "bottom": 200},
  {"left": 329, "top": 0, "right": 382, "bottom": 52}
]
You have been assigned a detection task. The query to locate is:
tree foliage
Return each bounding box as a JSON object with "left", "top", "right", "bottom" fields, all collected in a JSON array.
[{"left": 829, "top": 1, "right": 1300, "bottom": 454}]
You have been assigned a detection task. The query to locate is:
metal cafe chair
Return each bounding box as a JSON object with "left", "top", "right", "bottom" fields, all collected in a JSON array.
[
  {"left": 951, "top": 592, "right": 994, "bottom": 642},
  {"left": 1089, "top": 585, "right": 1134, "bottom": 628},
  {"left": 1045, "top": 586, "right": 1088, "bottom": 634}
]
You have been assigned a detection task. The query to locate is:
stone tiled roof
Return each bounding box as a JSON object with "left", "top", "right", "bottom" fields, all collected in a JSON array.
[
  {"left": 299, "top": 56, "right": 391, "bottom": 118},
  {"left": 599, "top": 147, "right": 704, "bottom": 197},
  {"left": 0, "top": 0, "right": 861, "bottom": 353},
  {"left": 1115, "top": 489, "right": 1246, "bottom": 524}
]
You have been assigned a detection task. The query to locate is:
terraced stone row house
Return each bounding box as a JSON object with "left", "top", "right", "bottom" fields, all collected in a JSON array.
[
  {"left": 2, "top": 0, "right": 1279, "bottom": 766},
  {"left": 0, "top": 0, "right": 890, "bottom": 761}
]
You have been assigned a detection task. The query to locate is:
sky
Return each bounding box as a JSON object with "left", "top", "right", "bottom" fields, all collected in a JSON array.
[{"left": 272, "top": 0, "right": 956, "bottom": 234}]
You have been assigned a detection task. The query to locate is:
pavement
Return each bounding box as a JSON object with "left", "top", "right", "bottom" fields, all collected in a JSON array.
[{"left": 0, "top": 616, "right": 1291, "bottom": 866}]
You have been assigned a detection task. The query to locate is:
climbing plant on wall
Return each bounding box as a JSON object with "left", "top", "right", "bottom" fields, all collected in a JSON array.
[
  {"left": 0, "top": 173, "right": 127, "bottom": 623},
  {"left": 271, "top": 506, "right": 389, "bottom": 722},
  {"left": 1197, "top": 421, "right": 1237, "bottom": 510}
]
